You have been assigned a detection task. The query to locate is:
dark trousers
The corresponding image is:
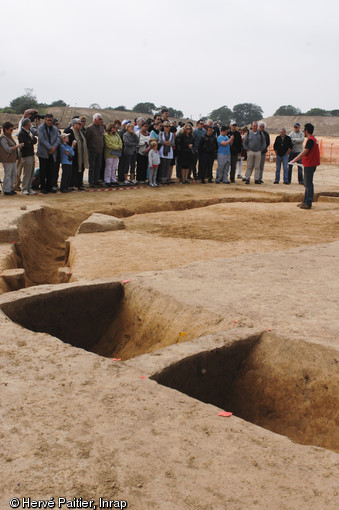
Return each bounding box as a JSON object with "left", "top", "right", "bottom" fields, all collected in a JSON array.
[
  {"left": 189, "top": 150, "right": 198, "bottom": 179},
  {"left": 39, "top": 155, "right": 55, "bottom": 191},
  {"left": 118, "top": 153, "right": 127, "bottom": 181},
  {"left": 88, "top": 151, "right": 102, "bottom": 185},
  {"left": 175, "top": 159, "right": 182, "bottom": 180},
  {"left": 60, "top": 164, "right": 72, "bottom": 190},
  {"left": 125, "top": 153, "right": 136, "bottom": 176},
  {"left": 230, "top": 153, "right": 239, "bottom": 182},
  {"left": 136, "top": 154, "right": 148, "bottom": 181},
  {"left": 303, "top": 166, "right": 316, "bottom": 206},
  {"left": 100, "top": 153, "right": 105, "bottom": 181},
  {"left": 288, "top": 152, "right": 304, "bottom": 183},
  {"left": 198, "top": 152, "right": 214, "bottom": 180}
]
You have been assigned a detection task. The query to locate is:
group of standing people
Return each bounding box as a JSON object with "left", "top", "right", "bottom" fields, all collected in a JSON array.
[{"left": 0, "top": 107, "right": 320, "bottom": 208}]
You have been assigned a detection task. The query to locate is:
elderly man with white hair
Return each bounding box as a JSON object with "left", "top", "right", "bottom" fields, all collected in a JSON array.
[
  {"left": 85, "top": 113, "right": 105, "bottom": 187},
  {"left": 134, "top": 117, "right": 145, "bottom": 133}
]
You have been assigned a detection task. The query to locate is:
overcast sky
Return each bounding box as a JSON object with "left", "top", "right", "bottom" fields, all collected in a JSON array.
[{"left": 1, "top": 0, "right": 338, "bottom": 119}]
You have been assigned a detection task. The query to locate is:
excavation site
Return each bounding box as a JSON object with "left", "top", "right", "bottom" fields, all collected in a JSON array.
[{"left": 0, "top": 163, "right": 339, "bottom": 510}]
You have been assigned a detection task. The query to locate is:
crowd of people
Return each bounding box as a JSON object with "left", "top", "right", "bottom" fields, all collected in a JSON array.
[{"left": 0, "top": 107, "right": 320, "bottom": 208}]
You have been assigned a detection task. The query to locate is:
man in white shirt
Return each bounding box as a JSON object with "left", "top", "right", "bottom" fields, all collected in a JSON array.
[{"left": 288, "top": 122, "right": 304, "bottom": 184}]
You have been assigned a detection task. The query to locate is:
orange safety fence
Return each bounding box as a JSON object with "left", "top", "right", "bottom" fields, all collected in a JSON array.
[{"left": 266, "top": 139, "right": 339, "bottom": 164}]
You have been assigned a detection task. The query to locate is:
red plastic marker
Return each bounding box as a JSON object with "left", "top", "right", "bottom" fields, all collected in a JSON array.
[
  {"left": 217, "top": 411, "right": 232, "bottom": 417},
  {"left": 122, "top": 279, "right": 130, "bottom": 284},
  {"left": 112, "top": 358, "right": 121, "bottom": 361},
  {"left": 267, "top": 329, "right": 271, "bottom": 332},
  {"left": 140, "top": 376, "right": 147, "bottom": 379}
]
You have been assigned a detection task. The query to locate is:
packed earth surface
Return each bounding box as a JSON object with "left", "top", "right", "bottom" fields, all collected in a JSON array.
[{"left": 0, "top": 160, "right": 338, "bottom": 510}]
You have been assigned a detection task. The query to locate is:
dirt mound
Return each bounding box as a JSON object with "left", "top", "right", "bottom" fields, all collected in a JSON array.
[{"left": 262, "top": 115, "right": 339, "bottom": 137}]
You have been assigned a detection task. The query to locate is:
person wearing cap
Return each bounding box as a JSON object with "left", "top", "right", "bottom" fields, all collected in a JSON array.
[
  {"left": 290, "top": 123, "right": 320, "bottom": 209},
  {"left": 80, "top": 116, "right": 87, "bottom": 135},
  {"left": 59, "top": 133, "right": 76, "bottom": 192},
  {"left": 117, "top": 119, "right": 131, "bottom": 183},
  {"left": 229, "top": 122, "right": 243, "bottom": 182},
  {"left": 288, "top": 123, "right": 304, "bottom": 184},
  {"left": 258, "top": 121, "right": 270, "bottom": 184},
  {"left": 18, "top": 118, "right": 37, "bottom": 195}
]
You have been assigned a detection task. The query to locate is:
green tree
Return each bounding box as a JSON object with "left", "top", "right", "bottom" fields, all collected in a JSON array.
[
  {"left": 273, "top": 105, "right": 301, "bottom": 116},
  {"left": 232, "top": 103, "right": 263, "bottom": 125},
  {"left": 209, "top": 105, "right": 233, "bottom": 125},
  {"left": 168, "top": 107, "right": 184, "bottom": 118},
  {"left": 304, "top": 108, "right": 328, "bottom": 116},
  {"left": 329, "top": 109, "right": 339, "bottom": 117},
  {"left": 112, "top": 105, "right": 128, "bottom": 111},
  {"left": 89, "top": 103, "right": 101, "bottom": 109},
  {"left": 132, "top": 102, "right": 157, "bottom": 114},
  {"left": 9, "top": 88, "right": 39, "bottom": 114},
  {"left": 0, "top": 107, "right": 15, "bottom": 113},
  {"left": 50, "top": 99, "right": 67, "bottom": 107}
]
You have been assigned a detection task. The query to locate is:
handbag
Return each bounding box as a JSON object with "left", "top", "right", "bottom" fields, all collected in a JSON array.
[
  {"left": 142, "top": 145, "right": 151, "bottom": 155},
  {"left": 110, "top": 149, "right": 122, "bottom": 157}
]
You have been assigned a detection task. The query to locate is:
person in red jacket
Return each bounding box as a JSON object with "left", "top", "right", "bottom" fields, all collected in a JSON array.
[{"left": 290, "top": 123, "right": 320, "bottom": 209}]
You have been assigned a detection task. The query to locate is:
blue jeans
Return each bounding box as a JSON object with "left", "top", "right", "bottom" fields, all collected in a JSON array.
[
  {"left": 303, "top": 166, "right": 316, "bottom": 206},
  {"left": 275, "top": 154, "right": 289, "bottom": 183}
]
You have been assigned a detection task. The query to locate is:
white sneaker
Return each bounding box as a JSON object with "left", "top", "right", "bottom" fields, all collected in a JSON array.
[
  {"left": 21, "top": 190, "right": 29, "bottom": 195},
  {"left": 131, "top": 179, "right": 137, "bottom": 184},
  {"left": 124, "top": 180, "right": 130, "bottom": 185},
  {"left": 28, "top": 190, "right": 36, "bottom": 195}
]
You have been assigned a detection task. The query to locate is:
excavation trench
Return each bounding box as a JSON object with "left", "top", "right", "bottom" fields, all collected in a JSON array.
[
  {"left": 15, "top": 207, "right": 87, "bottom": 286},
  {"left": 1, "top": 194, "right": 303, "bottom": 293},
  {"left": 151, "top": 332, "right": 339, "bottom": 453},
  {"left": 0, "top": 282, "right": 232, "bottom": 359},
  {"left": 2, "top": 282, "right": 338, "bottom": 453}
]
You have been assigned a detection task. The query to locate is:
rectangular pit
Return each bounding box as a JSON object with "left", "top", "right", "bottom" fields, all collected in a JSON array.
[{"left": 151, "top": 333, "right": 339, "bottom": 453}]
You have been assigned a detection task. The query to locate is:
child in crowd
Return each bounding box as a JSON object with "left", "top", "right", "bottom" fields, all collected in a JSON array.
[
  {"left": 148, "top": 140, "right": 160, "bottom": 187},
  {"left": 60, "top": 133, "right": 76, "bottom": 192}
]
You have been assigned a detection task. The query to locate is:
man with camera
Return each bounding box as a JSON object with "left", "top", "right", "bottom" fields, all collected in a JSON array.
[{"left": 37, "top": 113, "right": 61, "bottom": 193}]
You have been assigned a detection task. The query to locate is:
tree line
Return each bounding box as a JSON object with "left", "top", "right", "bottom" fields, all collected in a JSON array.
[
  {"left": 0, "top": 91, "right": 184, "bottom": 119},
  {"left": 273, "top": 105, "right": 339, "bottom": 117},
  {"left": 1, "top": 90, "right": 338, "bottom": 122}
]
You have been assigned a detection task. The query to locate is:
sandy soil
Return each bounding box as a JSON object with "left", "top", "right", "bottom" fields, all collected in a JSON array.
[{"left": 0, "top": 160, "right": 338, "bottom": 509}]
